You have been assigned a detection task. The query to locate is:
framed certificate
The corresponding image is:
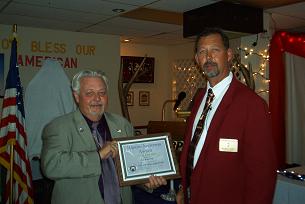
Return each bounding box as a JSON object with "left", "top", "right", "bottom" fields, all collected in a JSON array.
[{"left": 115, "top": 133, "right": 180, "bottom": 186}]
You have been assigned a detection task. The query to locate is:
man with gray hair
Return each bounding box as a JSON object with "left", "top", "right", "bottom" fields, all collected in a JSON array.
[{"left": 41, "top": 70, "right": 165, "bottom": 204}]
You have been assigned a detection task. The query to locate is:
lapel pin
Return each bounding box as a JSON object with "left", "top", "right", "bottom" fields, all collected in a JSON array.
[
  {"left": 79, "top": 127, "right": 84, "bottom": 132},
  {"left": 117, "top": 129, "right": 122, "bottom": 133}
]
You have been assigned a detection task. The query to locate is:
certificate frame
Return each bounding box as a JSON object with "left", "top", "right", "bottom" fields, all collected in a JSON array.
[
  {"left": 115, "top": 133, "right": 180, "bottom": 186},
  {"left": 127, "top": 91, "right": 134, "bottom": 106},
  {"left": 139, "top": 91, "right": 150, "bottom": 106}
]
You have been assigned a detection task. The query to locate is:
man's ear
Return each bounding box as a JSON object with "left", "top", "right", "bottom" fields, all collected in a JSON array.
[
  {"left": 227, "top": 48, "right": 233, "bottom": 62},
  {"left": 195, "top": 53, "right": 199, "bottom": 65},
  {"left": 73, "top": 91, "right": 79, "bottom": 104}
]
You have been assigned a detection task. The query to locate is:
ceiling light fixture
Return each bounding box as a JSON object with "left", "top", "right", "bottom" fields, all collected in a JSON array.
[
  {"left": 123, "top": 39, "right": 131, "bottom": 42},
  {"left": 112, "top": 8, "right": 125, "bottom": 13}
]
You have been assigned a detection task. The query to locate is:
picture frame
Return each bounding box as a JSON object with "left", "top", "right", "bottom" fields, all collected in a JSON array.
[
  {"left": 139, "top": 91, "right": 150, "bottom": 106},
  {"left": 127, "top": 91, "right": 134, "bottom": 106},
  {"left": 121, "top": 56, "right": 155, "bottom": 83},
  {"left": 115, "top": 133, "right": 180, "bottom": 186}
]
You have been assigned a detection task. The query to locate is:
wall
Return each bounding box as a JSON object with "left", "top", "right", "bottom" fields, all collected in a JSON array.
[
  {"left": 120, "top": 43, "right": 171, "bottom": 127},
  {"left": 168, "top": 42, "right": 196, "bottom": 120},
  {"left": 240, "top": 12, "right": 273, "bottom": 103},
  {"left": 0, "top": 23, "right": 271, "bottom": 127},
  {"left": 0, "top": 24, "right": 121, "bottom": 114},
  {"left": 167, "top": 38, "right": 245, "bottom": 117},
  {"left": 240, "top": 34, "right": 270, "bottom": 102},
  {"left": 121, "top": 31, "right": 271, "bottom": 129},
  {"left": 168, "top": 42, "right": 195, "bottom": 61}
]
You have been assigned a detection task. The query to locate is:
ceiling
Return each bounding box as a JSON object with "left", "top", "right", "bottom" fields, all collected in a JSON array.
[{"left": 1, "top": 0, "right": 305, "bottom": 45}]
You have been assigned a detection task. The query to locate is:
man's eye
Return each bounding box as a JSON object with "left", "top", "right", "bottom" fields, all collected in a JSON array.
[
  {"left": 211, "top": 48, "right": 220, "bottom": 53},
  {"left": 86, "top": 92, "right": 94, "bottom": 96},
  {"left": 198, "top": 50, "right": 206, "bottom": 55},
  {"left": 98, "top": 92, "right": 106, "bottom": 96}
]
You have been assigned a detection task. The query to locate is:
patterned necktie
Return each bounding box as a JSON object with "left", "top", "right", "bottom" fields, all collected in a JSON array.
[
  {"left": 186, "top": 88, "right": 214, "bottom": 186},
  {"left": 92, "top": 122, "right": 121, "bottom": 204},
  {"left": 91, "top": 122, "right": 105, "bottom": 200}
]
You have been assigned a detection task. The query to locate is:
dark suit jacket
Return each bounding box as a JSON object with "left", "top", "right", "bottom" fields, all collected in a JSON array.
[
  {"left": 180, "top": 77, "right": 277, "bottom": 204},
  {"left": 41, "top": 109, "right": 134, "bottom": 204}
]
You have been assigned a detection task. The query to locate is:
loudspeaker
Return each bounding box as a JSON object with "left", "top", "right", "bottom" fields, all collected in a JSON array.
[{"left": 183, "top": 1, "right": 264, "bottom": 38}]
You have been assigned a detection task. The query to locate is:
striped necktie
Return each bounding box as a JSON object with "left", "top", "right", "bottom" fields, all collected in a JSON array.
[{"left": 186, "top": 88, "right": 214, "bottom": 187}]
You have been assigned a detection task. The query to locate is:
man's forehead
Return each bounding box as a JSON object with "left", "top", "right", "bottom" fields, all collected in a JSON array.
[
  {"left": 80, "top": 77, "right": 106, "bottom": 88},
  {"left": 83, "top": 87, "right": 107, "bottom": 91},
  {"left": 199, "top": 35, "right": 222, "bottom": 43},
  {"left": 80, "top": 76, "right": 103, "bottom": 83},
  {"left": 197, "top": 40, "right": 225, "bottom": 50}
]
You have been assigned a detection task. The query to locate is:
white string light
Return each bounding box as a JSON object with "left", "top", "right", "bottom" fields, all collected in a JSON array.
[{"left": 238, "top": 47, "right": 270, "bottom": 95}]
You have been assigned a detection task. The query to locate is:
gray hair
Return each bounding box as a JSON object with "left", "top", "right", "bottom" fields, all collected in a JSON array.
[{"left": 71, "top": 70, "right": 109, "bottom": 94}]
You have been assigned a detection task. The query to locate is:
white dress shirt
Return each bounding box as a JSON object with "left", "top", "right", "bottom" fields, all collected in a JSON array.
[{"left": 192, "top": 72, "right": 233, "bottom": 167}]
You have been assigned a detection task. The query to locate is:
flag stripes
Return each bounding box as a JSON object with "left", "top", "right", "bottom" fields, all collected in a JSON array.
[{"left": 0, "top": 36, "right": 34, "bottom": 204}]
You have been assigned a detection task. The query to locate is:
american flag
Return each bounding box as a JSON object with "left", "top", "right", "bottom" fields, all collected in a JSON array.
[{"left": 0, "top": 36, "right": 34, "bottom": 203}]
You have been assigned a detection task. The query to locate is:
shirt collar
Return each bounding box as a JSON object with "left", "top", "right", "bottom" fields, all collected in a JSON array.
[
  {"left": 82, "top": 113, "right": 105, "bottom": 129},
  {"left": 206, "top": 72, "right": 233, "bottom": 97}
]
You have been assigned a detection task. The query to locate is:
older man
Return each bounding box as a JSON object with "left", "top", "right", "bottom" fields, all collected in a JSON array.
[{"left": 41, "top": 70, "right": 165, "bottom": 204}]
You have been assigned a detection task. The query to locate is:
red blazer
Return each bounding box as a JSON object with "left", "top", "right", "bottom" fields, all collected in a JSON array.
[{"left": 180, "top": 77, "right": 277, "bottom": 204}]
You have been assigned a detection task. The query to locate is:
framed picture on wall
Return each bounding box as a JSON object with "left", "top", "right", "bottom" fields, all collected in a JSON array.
[
  {"left": 121, "top": 56, "right": 154, "bottom": 83},
  {"left": 127, "top": 91, "right": 134, "bottom": 106},
  {"left": 139, "top": 91, "right": 150, "bottom": 106}
]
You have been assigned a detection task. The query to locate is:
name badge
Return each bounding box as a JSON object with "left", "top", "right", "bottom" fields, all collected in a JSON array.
[{"left": 219, "top": 138, "right": 238, "bottom": 152}]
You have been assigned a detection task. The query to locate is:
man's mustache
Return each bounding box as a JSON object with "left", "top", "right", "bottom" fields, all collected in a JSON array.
[
  {"left": 90, "top": 103, "right": 103, "bottom": 106},
  {"left": 203, "top": 61, "right": 217, "bottom": 68}
]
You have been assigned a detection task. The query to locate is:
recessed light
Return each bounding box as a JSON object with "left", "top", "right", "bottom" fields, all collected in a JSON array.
[
  {"left": 123, "top": 39, "right": 131, "bottom": 42},
  {"left": 112, "top": 8, "right": 125, "bottom": 13}
]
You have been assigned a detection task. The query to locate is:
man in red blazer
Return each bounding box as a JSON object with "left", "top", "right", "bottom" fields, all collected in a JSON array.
[{"left": 177, "top": 28, "right": 277, "bottom": 204}]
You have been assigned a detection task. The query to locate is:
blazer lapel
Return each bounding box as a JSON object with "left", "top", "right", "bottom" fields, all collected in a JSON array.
[
  {"left": 180, "top": 88, "right": 206, "bottom": 178},
  {"left": 72, "top": 109, "right": 96, "bottom": 149},
  {"left": 104, "top": 113, "right": 126, "bottom": 139},
  {"left": 184, "top": 89, "right": 206, "bottom": 149}
]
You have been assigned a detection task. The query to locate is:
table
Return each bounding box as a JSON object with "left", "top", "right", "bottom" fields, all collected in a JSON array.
[{"left": 273, "top": 166, "right": 305, "bottom": 204}]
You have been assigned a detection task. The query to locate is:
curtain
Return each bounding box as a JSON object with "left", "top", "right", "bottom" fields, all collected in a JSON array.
[
  {"left": 269, "top": 32, "right": 305, "bottom": 168},
  {"left": 285, "top": 53, "right": 305, "bottom": 165}
]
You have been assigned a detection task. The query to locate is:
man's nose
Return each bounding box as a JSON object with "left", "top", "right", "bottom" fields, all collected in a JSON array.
[
  {"left": 93, "top": 93, "right": 101, "bottom": 101},
  {"left": 207, "top": 50, "right": 213, "bottom": 60}
]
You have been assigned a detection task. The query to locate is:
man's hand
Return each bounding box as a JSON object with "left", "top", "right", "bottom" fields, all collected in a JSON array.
[
  {"left": 176, "top": 187, "right": 184, "bottom": 204},
  {"left": 144, "top": 175, "right": 167, "bottom": 190},
  {"left": 98, "top": 141, "right": 118, "bottom": 159}
]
